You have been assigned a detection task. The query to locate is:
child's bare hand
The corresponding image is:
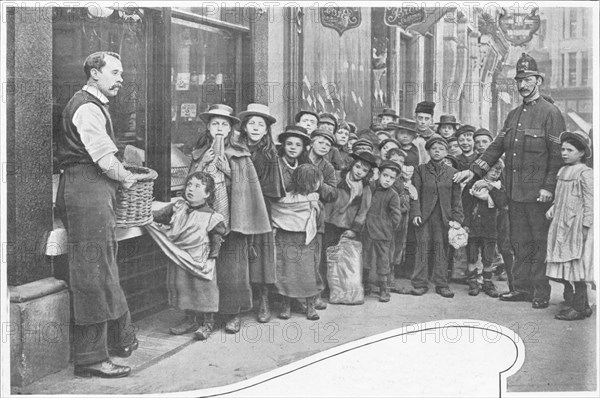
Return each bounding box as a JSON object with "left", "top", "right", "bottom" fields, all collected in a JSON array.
[
  {"left": 215, "top": 155, "right": 229, "bottom": 172},
  {"left": 341, "top": 230, "right": 356, "bottom": 239},
  {"left": 545, "top": 206, "right": 554, "bottom": 220},
  {"left": 204, "top": 148, "right": 216, "bottom": 163}
]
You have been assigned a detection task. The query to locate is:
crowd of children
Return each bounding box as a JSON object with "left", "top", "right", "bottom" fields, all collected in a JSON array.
[{"left": 145, "top": 100, "right": 594, "bottom": 341}]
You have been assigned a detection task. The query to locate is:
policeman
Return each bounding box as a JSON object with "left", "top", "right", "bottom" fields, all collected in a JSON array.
[{"left": 454, "top": 53, "right": 565, "bottom": 309}]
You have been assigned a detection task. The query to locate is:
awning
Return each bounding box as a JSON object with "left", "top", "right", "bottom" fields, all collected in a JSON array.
[{"left": 567, "top": 111, "right": 592, "bottom": 134}]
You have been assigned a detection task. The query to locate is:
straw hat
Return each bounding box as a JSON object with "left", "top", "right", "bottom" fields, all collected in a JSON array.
[
  {"left": 199, "top": 104, "right": 240, "bottom": 124},
  {"left": 237, "top": 103, "right": 276, "bottom": 124}
]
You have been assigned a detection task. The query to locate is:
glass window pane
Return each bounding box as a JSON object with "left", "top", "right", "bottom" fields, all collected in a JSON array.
[{"left": 170, "top": 18, "right": 238, "bottom": 192}]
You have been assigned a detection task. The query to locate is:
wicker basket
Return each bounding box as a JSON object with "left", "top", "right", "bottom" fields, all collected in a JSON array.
[{"left": 116, "top": 165, "right": 159, "bottom": 227}]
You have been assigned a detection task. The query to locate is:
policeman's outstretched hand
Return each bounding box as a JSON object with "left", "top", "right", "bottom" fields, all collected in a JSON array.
[
  {"left": 412, "top": 216, "right": 422, "bottom": 227},
  {"left": 453, "top": 170, "right": 474, "bottom": 184},
  {"left": 537, "top": 189, "right": 553, "bottom": 203}
]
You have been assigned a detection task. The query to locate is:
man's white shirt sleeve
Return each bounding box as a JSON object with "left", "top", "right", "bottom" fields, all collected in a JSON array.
[{"left": 72, "top": 103, "right": 118, "bottom": 162}]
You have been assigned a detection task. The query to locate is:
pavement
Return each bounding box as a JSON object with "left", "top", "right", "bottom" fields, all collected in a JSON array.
[{"left": 12, "top": 278, "right": 597, "bottom": 396}]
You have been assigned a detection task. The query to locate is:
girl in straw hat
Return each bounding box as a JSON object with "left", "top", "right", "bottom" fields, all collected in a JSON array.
[{"left": 235, "top": 104, "right": 285, "bottom": 324}]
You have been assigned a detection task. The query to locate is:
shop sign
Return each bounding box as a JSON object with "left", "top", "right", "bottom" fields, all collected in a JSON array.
[
  {"left": 499, "top": 7, "right": 541, "bottom": 46},
  {"left": 320, "top": 7, "right": 361, "bottom": 36},
  {"left": 384, "top": 6, "right": 425, "bottom": 30}
]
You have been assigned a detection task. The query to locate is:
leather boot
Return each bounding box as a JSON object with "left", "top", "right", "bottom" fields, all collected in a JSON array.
[
  {"left": 257, "top": 284, "right": 271, "bottom": 323},
  {"left": 314, "top": 293, "right": 327, "bottom": 310},
  {"left": 482, "top": 273, "right": 499, "bottom": 298},
  {"left": 467, "top": 279, "right": 480, "bottom": 296},
  {"left": 306, "top": 296, "right": 320, "bottom": 321},
  {"left": 194, "top": 313, "right": 216, "bottom": 341},
  {"left": 379, "top": 281, "right": 391, "bottom": 303},
  {"left": 279, "top": 296, "right": 292, "bottom": 319},
  {"left": 169, "top": 312, "right": 199, "bottom": 335}
]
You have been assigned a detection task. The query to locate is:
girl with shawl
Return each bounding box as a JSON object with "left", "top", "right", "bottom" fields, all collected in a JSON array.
[
  {"left": 271, "top": 163, "right": 324, "bottom": 320},
  {"left": 235, "top": 104, "right": 285, "bottom": 324},
  {"left": 546, "top": 131, "right": 594, "bottom": 321},
  {"left": 190, "top": 104, "right": 272, "bottom": 334}
]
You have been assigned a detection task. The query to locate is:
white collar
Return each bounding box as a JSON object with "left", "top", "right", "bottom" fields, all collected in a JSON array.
[{"left": 82, "top": 85, "right": 109, "bottom": 104}]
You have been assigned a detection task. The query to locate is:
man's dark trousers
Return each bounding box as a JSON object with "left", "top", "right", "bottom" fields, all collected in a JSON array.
[{"left": 508, "top": 201, "right": 551, "bottom": 300}]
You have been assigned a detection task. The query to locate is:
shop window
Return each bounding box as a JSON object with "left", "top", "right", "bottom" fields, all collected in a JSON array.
[
  {"left": 52, "top": 7, "right": 148, "bottom": 173},
  {"left": 169, "top": 15, "right": 245, "bottom": 193}
]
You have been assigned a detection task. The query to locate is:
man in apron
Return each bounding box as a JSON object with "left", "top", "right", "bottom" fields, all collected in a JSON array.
[{"left": 56, "top": 51, "right": 139, "bottom": 378}]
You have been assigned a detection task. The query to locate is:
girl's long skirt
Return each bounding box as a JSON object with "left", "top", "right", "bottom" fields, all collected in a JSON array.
[
  {"left": 217, "top": 232, "right": 253, "bottom": 314},
  {"left": 167, "top": 262, "right": 219, "bottom": 313},
  {"left": 275, "top": 229, "right": 322, "bottom": 298},
  {"left": 248, "top": 231, "right": 277, "bottom": 284}
]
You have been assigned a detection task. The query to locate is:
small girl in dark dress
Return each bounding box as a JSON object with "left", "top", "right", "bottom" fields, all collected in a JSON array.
[{"left": 271, "top": 164, "right": 324, "bottom": 320}]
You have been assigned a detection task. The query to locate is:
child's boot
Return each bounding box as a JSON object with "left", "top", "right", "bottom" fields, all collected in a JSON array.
[
  {"left": 466, "top": 268, "right": 480, "bottom": 296},
  {"left": 482, "top": 272, "right": 499, "bottom": 298},
  {"left": 314, "top": 293, "right": 328, "bottom": 310},
  {"left": 279, "top": 296, "right": 291, "bottom": 320},
  {"left": 257, "top": 284, "right": 271, "bottom": 323},
  {"left": 379, "top": 280, "right": 391, "bottom": 303},
  {"left": 306, "top": 296, "right": 320, "bottom": 321},
  {"left": 169, "top": 311, "right": 199, "bottom": 335},
  {"left": 194, "top": 313, "right": 216, "bottom": 341}
]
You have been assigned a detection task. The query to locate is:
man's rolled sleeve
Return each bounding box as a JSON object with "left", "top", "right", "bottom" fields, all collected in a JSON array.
[{"left": 73, "top": 103, "right": 118, "bottom": 162}]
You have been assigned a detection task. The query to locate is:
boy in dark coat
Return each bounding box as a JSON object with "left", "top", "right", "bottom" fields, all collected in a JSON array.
[
  {"left": 362, "top": 160, "right": 403, "bottom": 302},
  {"left": 409, "top": 136, "right": 464, "bottom": 298}
]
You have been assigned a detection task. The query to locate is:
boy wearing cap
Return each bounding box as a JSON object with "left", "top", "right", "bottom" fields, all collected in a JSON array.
[
  {"left": 363, "top": 160, "right": 404, "bottom": 302},
  {"left": 352, "top": 138, "right": 375, "bottom": 154},
  {"left": 409, "top": 136, "right": 464, "bottom": 298},
  {"left": 317, "top": 113, "right": 345, "bottom": 171},
  {"left": 309, "top": 128, "right": 339, "bottom": 308},
  {"left": 323, "top": 151, "right": 378, "bottom": 276},
  {"left": 295, "top": 110, "right": 319, "bottom": 135},
  {"left": 394, "top": 124, "right": 420, "bottom": 168},
  {"left": 455, "top": 125, "right": 478, "bottom": 170},
  {"left": 379, "top": 138, "right": 401, "bottom": 161},
  {"left": 446, "top": 135, "right": 462, "bottom": 157},
  {"left": 387, "top": 148, "right": 415, "bottom": 282},
  {"left": 474, "top": 128, "right": 493, "bottom": 155}
]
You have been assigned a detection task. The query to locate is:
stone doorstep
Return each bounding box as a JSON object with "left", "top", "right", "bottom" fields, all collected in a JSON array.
[{"left": 11, "top": 308, "right": 197, "bottom": 392}]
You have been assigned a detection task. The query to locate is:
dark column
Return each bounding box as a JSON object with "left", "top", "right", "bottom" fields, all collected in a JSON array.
[
  {"left": 250, "top": 9, "right": 268, "bottom": 105},
  {"left": 6, "top": 7, "right": 54, "bottom": 285}
]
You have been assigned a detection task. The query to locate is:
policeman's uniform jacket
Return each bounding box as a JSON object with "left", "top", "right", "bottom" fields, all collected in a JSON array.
[{"left": 471, "top": 96, "right": 565, "bottom": 202}]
